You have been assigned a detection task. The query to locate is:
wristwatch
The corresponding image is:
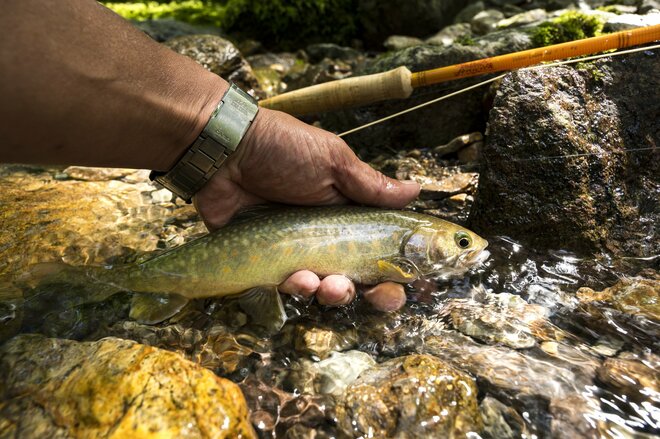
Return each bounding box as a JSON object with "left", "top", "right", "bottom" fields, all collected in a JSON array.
[{"left": 149, "top": 83, "right": 259, "bottom": 202}]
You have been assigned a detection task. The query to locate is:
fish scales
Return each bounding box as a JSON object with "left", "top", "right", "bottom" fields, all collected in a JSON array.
[{"left": 121, "top": 207, "right": 423, "bottom": 298}]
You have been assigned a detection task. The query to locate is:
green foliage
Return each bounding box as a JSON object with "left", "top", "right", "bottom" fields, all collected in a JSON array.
[
  {"left": 222, "top": 0, "right": 358, "bottom": 50},
  {"left": 102, "top": 0, "right": 358, "bottom": 50},
  {"left": 531, "top": 11, "right": 604, "bottom": 47},
  {"left": 102, "top": 1, "right": 226, "bottom": 26}
]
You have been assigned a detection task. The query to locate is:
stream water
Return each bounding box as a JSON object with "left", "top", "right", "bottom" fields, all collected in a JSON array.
[{"left": 0, "top": 164, "right": 657, "bottom": 438}]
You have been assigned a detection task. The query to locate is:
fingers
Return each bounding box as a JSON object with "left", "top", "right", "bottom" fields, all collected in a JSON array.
[
  {"left": 279, "top": 271, "right": 406, "bottom": 312},
  {"left": 333, "top": 147, "right": 421, "bottom": 209},
  {"left": 363, "top": 282, "right": 407, "bottom": 312}
]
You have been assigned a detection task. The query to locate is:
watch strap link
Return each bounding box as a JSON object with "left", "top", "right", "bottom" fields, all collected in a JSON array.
[{"left": 150, "top": 83, "right": 258, "bottom": 203}]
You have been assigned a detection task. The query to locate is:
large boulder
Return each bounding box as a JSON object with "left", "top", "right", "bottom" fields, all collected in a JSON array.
[
  {"left": 0, "top": 335, "right": 255, "bottom": 438},
  {"left": 469, "top": 50, "right": 659, "bottom": 256}
]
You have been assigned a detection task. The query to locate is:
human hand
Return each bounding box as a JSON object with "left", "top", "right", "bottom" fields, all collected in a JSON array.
[{"left": 193, "top": 108, "right": 420, "bottom": 311}]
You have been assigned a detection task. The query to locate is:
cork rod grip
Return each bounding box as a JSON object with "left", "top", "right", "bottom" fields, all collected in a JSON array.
[{"left": 258, "top": 66, "right": 413, "bottom": 116}]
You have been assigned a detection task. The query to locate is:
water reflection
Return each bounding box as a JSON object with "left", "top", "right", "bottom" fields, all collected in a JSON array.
[{"left": 0, "top": 165, "right": 658, "bottom": 438}]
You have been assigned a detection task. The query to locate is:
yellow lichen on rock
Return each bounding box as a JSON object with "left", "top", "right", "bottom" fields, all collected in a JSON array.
[{"left": 0, "top": 335, "right": 256, "bottom": 438}]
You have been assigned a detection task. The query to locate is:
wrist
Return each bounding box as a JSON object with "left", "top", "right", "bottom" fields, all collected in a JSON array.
[
  {"left": 153, "top": 74, "right": 230, "bottom": 171},
  {"left": 151, "top": 81, "right": 259, "bottom": 202}
]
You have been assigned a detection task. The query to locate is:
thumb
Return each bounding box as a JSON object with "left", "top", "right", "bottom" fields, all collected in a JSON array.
[
  {"left": 334, "top": 155, "right": 420, "bottom": 208},
  {"left": 193, "top": 174, "right": 263, "bottom": 230}
]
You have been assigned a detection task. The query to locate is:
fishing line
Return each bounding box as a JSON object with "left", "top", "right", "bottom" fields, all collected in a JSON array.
[{"left": 338, "top": 43, "right": 660, "bottom": 138}]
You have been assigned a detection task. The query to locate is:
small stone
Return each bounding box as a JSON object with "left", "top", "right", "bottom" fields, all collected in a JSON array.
[
  {"left": 293, "top": 324, "right": 357, "bottom": 360},
  {"left": 457, "top": 142, "right": 482, "bottom": 163},
  {"left": 603, "top": 12, "right": 660, "bottom": 31},
  {"left": 383, "top": 35, "right": 424, "bottom": 51},
  {"left": 496, "top": 9, "right": 548, "bottom": 29},
  {"left": 471, "top": 9, "right": 506, "bottom": 35},
  {"left": 151, "top": 188, "right": 174, "bottom": 204},
  {"left": 426, "top": 23, "right": 473, "bottom": 46}
]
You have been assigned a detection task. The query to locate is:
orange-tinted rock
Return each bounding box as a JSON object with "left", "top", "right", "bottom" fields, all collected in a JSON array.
[{"left": 0, "top": 335, "right": 255, "bottom": 438}]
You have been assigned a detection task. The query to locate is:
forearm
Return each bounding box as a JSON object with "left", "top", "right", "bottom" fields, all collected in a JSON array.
[{"left": 0, "top": 0, "right": 228, "bottom": 170}]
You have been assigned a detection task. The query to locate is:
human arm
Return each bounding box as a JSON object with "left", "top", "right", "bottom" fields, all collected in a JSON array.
[{"left": 0, "top": 0, "right": 420, "bottom": 310}]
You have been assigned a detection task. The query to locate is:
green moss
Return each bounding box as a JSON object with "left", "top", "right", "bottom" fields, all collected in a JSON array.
[
  {"left": 101, "top": 0, "right": 359, "bottom": 50},
  {"left": 596, "top": 5, "right": 623, "bottom": 14},
  {"left": 102, "top": 1, "right": 226, "bottom": 26},
  {"left": 454, "top": 35, "right": 476, "bottom": 46},
  {"left": 576, "top": 61, "right": 606, "bottom": 83},
  {"left": 531, "top": 11, "right": 604, "bottom": 47}
]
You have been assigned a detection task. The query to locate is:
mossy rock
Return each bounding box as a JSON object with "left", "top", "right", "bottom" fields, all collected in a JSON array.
[{"left": 531, "top": 11, "right": 604, "bottom": 47}]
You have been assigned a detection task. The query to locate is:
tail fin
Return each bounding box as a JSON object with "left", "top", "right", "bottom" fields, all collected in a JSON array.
[{"left": 17, "top": 261, "right": 123, "bottom": 309}]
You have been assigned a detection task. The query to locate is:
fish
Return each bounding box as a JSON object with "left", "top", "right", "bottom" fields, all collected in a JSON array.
[{"left": 20, "top": 206, "right": 489, "bottom": 331}]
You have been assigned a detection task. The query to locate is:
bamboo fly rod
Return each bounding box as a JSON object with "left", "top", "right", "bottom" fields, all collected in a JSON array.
[{"left": 258, "top": 24, "right": 660, "bottom": 116}]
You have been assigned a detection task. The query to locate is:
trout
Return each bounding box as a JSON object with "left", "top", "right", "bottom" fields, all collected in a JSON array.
[{"left": 24, "top": 206, "right": 489, "bottom": 329}]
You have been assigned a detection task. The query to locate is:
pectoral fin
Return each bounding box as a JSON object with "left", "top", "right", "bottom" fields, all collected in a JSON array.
[
  {"left": 237, "top": 286, "right": 287, "bottom": 334},
  {"left": 129, "top": 292, "right": 189, "bottom": 324},
  {"left": 377, "top": 258, "right": 419, "bottom": 282}
]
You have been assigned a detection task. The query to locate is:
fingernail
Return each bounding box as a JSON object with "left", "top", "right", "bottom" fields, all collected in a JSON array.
[{"left": 401, "top": 179, "right": 420, "bottom": 186}]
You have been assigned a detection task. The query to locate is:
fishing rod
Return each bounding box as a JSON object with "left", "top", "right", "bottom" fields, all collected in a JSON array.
[{"left": 258, "top": 24, "right": 660, "bottom": 116}]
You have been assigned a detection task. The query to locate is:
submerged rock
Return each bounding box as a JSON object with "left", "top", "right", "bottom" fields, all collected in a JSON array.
[
  {"left": 0, "top": 335, "right": 255, "bottom": 438},
  {"left": 165, "top": 35, "right": 262, "bottom": 97},
  {"left": 286, "top": 350, "right": 376, "bottom": 396},
  {"left": 470, "top": 50, "right": 659, "bottom": 256},
  {"left": 577, "top": 277, "right": 660, "bottom": 321},
  {"left": 597, "top": 353, "right": 659, "bottom": 401},
  {"left": 336, "top": 354, "right": 483, "bottom": 438}
]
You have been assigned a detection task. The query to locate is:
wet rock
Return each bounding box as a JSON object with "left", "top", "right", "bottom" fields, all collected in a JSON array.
[
  {"left": 165, "top": 35, "right": 262, "bottom": 97},
  {"left": 240, "top": 376, "right": 334, "bottom": 437},
  {"left": 469, "top": 51, "right": 659, "bottom": 257},
  {"left": 322, "top": 27, "right": 533, "bottom": 153},
  {"left": 638, "top": 0, "right": 660, "bottom": 14},
  {"left": 577, "top": 277, "right": 660, "bottom": 321},
  {"left": 472, "top": 9, "right": 507, "bottom": 34},
  {"left": 597, "top": 353, "right": 659, "bottom": 400},
  {"left": 293, "top": 323, "right": 358, "bottom": 360},
  {"left": 423, "top": 331, "right": 600, "bottom": 435},
  {"left": 480, "top": 396, "right": 529, "bottom": 439},
  {"left": 432, "top": 131, "right": 483, "bottom": 157},
  {"left": 305, "top": 43, "right": 361, "bottom": 64},
  {"left": 496, "top": 8, "right": 549, "bottom": 28},
  {"left": 287, "top": 350, "right": 375, "bottom": 396},
  {"left": 285, "top": 57, "right": 353, "bottom": 91},
  {"left": 336, "top": 354, "right": 483, "bottom": 438},
  {"left": 426, "top": 23, "right": 473, "bottom": 46},
  {"left": 603, "top": 11, "right": 660, "bottom": 31},
  {"left": 0, "top": 165, "right": 203, "bottom": 279},
  {"left": 357, "top": 0, "right": 468, "bottom": 48},
  {"left": 0, "top": 334, "right": 255, "bottom": 438},
  {"left": 383, "top": 35, "right": 424, "bottom": 51},
  {"left": 133, "top": 19, "right": 223, "bottom": 42}
]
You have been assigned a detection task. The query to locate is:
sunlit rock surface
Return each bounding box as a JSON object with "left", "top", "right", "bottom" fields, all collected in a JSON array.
[
  {"left": 0, "top": 335, "right": 255, "bottom": 438},
  {"left": 336, "top": 354, "right": 483, "bottom": 438},
  {"left": 0, "top": 166, "right": 202, "bottom": 279},
  {"left": 470, "top": 50, "right": 659, "bottom": 256}
]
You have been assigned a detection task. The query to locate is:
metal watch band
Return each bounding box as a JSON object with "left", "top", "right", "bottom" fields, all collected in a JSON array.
[{"left": 149, "top": 83, "right": 259, "bottom": 202}]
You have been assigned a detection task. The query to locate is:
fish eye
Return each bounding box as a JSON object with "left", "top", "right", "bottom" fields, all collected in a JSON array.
[{"left": 454, "top": 231, "right": 472, "bottom": 249}]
